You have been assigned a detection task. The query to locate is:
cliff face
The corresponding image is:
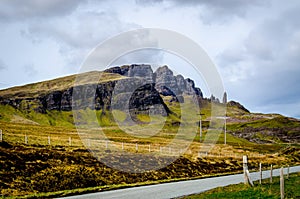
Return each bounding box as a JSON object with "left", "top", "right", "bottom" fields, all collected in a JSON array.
[
  {"left": 104, "top": 64, "right": 154, "bottom": 83},
  {"left": 105, "top": 65, "right": 203, "bottom": 102},
  {"left": 0, "top": 64, "right": 203, "bottom": 116}
]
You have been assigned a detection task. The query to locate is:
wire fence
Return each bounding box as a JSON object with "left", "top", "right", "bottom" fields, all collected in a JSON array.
[
  {"left": 243, "top": 156, "right": 291, "bottom": 199},
  {"left": 0, "top": 129, "right": 268, "bottom": 158}
]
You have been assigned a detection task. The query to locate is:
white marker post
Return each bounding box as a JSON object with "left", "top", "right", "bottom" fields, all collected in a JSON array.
[
  {"left": 280, "top": 167, "right": 284, "bottom": 199},
  {"left": 243, "top": 155, "right": 248, "bottom": 184},
  {"left": 69, "top": 137, "right": 72, "bottom": 146},
  {"left": 259, "top": 163, "right": 262, "bottom": 184},
  {"left": 270, "top": 165, "right": 273, "bottom": 183},
  {"left": 246, "top": 169, "right": 254, "bottom": 186}
]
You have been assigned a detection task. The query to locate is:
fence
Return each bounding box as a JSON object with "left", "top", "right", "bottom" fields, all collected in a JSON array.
[
  {"left": 243, "top": 155, "right": 290, "bottom": 199},
  {"left": 0, "top": 129, "right": 267, "bottom": 158}
]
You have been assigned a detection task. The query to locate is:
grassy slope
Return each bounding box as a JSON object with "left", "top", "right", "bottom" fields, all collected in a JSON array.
[
  {"left": 183, "top": 172, "right": 300, "bottom": 199},
  {"left": 0, "top": 71, "right": 126, "bottom": 98},
  {"left": 1, "top": 96, "right": 299, "bottom": 146},
  {"left": 0, "top": 70, "right": 299, "bottom": 197},
  {"left": 0, "top": 68, "right": 299, "bottom": 145},
  {"left": 1, "top": 141, "right": 298, "bottom": 198}
]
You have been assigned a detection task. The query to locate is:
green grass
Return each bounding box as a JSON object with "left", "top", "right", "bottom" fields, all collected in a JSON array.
[
  {"left": 0, "top": 104, "right": 75, "bottom": 127},
  {"left": 0, "top": 72, "right": 126, "bottom": 99},
  {"left": 227, "top": 116, "right": 300, "bottom": 131},
  {"left": 183, "top": 172, "right": 300, "bottom": 199}
]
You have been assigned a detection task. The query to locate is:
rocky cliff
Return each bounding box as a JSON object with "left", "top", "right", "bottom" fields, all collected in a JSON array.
[
  {"left": 105, "top": 64, "right": 203, "bottom": 102},
  {"left": 0, "top": 64, "right": 203, "bottom": 116}
]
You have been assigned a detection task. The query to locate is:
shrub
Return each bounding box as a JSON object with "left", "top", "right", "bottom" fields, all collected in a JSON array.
[{"left": 19, "top": 165, "right": 106, "bottom": 192}]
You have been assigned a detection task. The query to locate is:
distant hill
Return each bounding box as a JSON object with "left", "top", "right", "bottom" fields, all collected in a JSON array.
[{"left": 0, "top": 64, "right": 299, "bottom": 144}]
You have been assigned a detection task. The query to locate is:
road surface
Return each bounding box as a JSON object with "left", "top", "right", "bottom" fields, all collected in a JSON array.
[{"left": 61, "top": 165, "right": 300, "bottom": 199}]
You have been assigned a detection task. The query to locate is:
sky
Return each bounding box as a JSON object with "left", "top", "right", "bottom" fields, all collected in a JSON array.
[{"left": 0, "top": 0, "right": 300, "bottom": 118}]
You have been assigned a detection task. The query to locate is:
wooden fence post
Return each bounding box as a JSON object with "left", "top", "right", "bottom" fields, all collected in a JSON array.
[
  {"left": 246, "top": 169, "right": 254, "bottom": 186},
  {"left": 25, "top": 134, "right": 28, "bottom": 144},
  {"left": 48, "top": 136, "right": 51, "bottom": 145},
  {"left": 148, "top": 145, "right": 151, "bottom": 152},
  {"left": 270, "top": 165, "right": 273, "bottom": 183},
  {"left": 259, "top": 162, "right": 262, "bottom": 184},
  {"left": 136, "top": 143, "right": 138, "bottom": 151},
  {"left": 243, "top": 155, "right": 248, "bottom": 184},
  {"left": 280, "top": 167, "right": 284, "bottom": 199},
  {"left": 0, "top": 129, "right": 2, "bottom": 142},
  {"left": 69, "top": 137, "right": 72, "bottom": 146}
]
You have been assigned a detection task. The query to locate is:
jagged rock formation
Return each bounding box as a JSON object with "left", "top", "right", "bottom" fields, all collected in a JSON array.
[
  {"left": 0, "top": 64, "right": 204, "bottom": 116},
  {"left": 105, "top": 65, "right": 203, "bottom": 103},
  {"left": 104, "top": 64, "right": 153, "bottom": 83},
  {"left": 222, "top": 92, "right": 227, "bottom": 104},
  {"left": 154, "top": 66, "right": 203, "bottom": 100}
]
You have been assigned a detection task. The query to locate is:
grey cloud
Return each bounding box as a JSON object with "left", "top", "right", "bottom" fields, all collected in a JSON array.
[
  {"left": 219, "top": 3, "right": 300, "bottom": 72},
  {"left": 230, "top": 66, "right": 300, "bottom": 117},
  {"left": 136, "top": 0, "right": 268, "bottom": 23},
  {"left": 83, "top": 29, "right": 161, "bottom": 70},
  {"left": 23, "top": 64, "right": 38, "bottom": 77},
  {"left": 245, "top": 6, "right": 300, "bottom": 66},
  {"left": 112, "top": 49, "right": 164, "bottom": 66},
  {"left": 22, "top": 10, "right": 142, "bottom": 70},
  {"left": 135, "top": 0, "right": 163, "bottom": 5},
  {"left": 25, "top": 11, "right": 140, "bottom": 49},
  {"left": 0, "top": 0, "right": 85, "bottom": 22},
  {"left": 253, "top": 69, "right": 300, "bottom": 106},
  {"left": 0, "top": 60, "right": 6, "bottom": 70},
  {"left": 216, "top": 3, "right": 300, "bottom": 117}
]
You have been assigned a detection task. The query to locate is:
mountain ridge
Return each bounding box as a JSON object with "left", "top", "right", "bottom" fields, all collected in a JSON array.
[{"left": 0, "top": 64, "right": 205, "bottom": 114}]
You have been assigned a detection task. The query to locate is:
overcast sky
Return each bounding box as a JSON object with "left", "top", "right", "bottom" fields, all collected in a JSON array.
[{"left": 0, "top": 0, "right": 300, "bottom": 118}]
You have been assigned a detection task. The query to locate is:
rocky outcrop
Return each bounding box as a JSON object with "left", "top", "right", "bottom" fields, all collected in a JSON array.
[
  {"left": 104, "top": 64, "right": 153, "bottom": 83},
  {"left": 106, "top": 65, "right": 203, "bottom": 100},
  {"left": 108, "top": 78, "right": 170, "bottom": 116},
  {"left": 0, "top": 64, "right": 202, "bottom": 116},
  {"left": 154, "top": 66, "right": 203, "bottom": 102},
  {"left": 154, "top": 66, "right": 179, "bottom": 95},
  {"left": 0, "top": 75, "right": 170, "bottom": 116}
]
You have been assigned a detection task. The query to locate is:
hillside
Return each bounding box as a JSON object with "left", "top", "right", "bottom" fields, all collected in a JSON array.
[
  {"left": 0, "top": 64, "right": 299, "bottom": 197},
  {"left": 0, "top": 64, "right": 299, "bottom": 144}
]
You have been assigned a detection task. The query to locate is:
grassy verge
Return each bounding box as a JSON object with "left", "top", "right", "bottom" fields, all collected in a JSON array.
[{"left": 182, "top": 172, "right": 300, "bottom": 199}]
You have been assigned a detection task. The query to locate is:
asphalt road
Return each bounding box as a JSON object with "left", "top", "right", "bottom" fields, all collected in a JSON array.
[{"left": 60, "top": 165, "right": 300, "bottom": 199}]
